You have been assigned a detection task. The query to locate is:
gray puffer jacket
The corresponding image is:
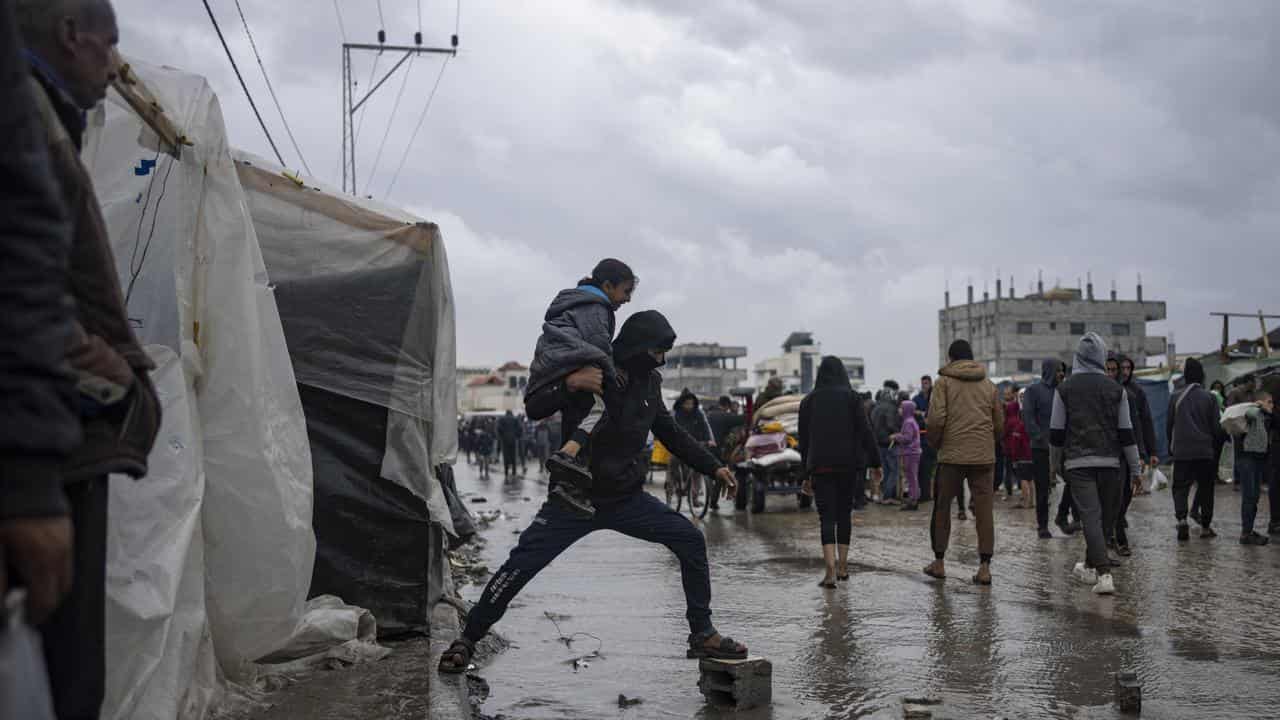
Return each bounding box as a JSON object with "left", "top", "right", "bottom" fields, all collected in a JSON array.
[{"left": 526, "top": 286, "right": 616, "bottom": 396}]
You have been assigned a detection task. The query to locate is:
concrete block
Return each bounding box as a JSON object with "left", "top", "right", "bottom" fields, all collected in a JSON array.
[
  {"left": 698, "top": 657, "right": 772, "bottom": 710},
  {"left": 1114, "top": 671, "right": 1142, "bottom": 714}
]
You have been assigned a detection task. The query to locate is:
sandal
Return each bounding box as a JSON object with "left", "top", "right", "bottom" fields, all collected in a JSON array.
[
  {"left": 818, "top": 579, "right": 837, "bottom": 589},
  {"left": 972, "top": 572, "right": 992, "bottom": 586},
  {"left": 922, "top": 563, "right": 946, "bottom": 581},
  {"left": 437, "top": 637, "right": 475, "bottom": 674},
  {"left": 687, "top": 632, "right": 748, "bottom": 660}
]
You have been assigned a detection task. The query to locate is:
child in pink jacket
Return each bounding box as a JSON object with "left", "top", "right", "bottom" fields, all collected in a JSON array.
[{"left": 893, "top": 400, "right": 923, "bottom": 511}]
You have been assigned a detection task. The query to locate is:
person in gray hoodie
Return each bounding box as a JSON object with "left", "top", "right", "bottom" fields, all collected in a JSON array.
[
  {"left": 1166, "top": 356, "right": 1227, "bottom": 540},
  {"left": 1049, "top": 333, "right": 1143, "bottom": 596},
  {"left": 1022, "top": 358, "right": 1077, "bottom": 537}
]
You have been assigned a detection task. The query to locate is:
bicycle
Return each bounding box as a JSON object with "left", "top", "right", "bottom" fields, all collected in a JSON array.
[{"left": 666, "top": 457, "right": 717, "bottom": 520}]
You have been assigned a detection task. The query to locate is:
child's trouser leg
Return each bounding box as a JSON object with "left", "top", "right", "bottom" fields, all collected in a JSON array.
[{"left": 569, "top": 394, "right": 607, "bottom": 451}]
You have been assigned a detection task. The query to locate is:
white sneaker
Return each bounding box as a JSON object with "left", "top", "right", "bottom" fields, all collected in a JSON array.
[
  {"left": 1093, "top": 573, "right": 1116, "bottom": 595},
  {"left": 1073, "top": 562, "right": 1098, "bottom": 585}
]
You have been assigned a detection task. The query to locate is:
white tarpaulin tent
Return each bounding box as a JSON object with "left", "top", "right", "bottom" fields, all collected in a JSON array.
[
  {"left": 83, "top": 58, "right": 315, "bottom": 718},
  {"left": 233, "top": 150, "right": 463, "bottom": 633}
]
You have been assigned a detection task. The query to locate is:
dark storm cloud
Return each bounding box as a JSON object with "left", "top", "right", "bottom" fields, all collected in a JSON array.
[{"left": 111, "top": 0, "right": 1280, "bottom": 384}]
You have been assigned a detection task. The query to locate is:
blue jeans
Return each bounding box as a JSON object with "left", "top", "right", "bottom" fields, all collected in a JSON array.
[
  {"left": 462, "top": 492, "right": 714, "bottom": 642},
  {"left": 1238, "top": 452, "right": 1266, "bottom": 534},
  {"left": 879, "top": 447, "right": 899, "bottom": 499}
]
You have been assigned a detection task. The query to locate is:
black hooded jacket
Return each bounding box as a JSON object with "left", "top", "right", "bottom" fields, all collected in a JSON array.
[
  {"left": 1118, "top": 355, "right": 1157, "bottom": 459},
  {"left": 1167, "top": 357, "right": 1225, "bottom": 461},
  {"left": 525, "top": 310, "right": 722, "bottom": 502},
  {"left": 673, "top": 388, "right": 713, "bottom": 443},
  {"left": 1022, "top": 358, "right": 1063, "bottom": 450},
  {"left": 797, "top": 357, "right": 881, "bottom": 473}
]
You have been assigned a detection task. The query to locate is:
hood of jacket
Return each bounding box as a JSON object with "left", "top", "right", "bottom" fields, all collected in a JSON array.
[
  {"left": 900, "top": 400, "right": 917, "bottom": 419},
  {"left": 545, "top": 286, "right": 615, "bottom": 322},
  {"left": 1041, "top": 358, "right": 1063, "bottom": 388},
  {"left": 674, "top": 387, "right": 700, "bottom": 413},
  {"left": 1184, "top": 356, "right": 1206, "bottom": 385},
  {"left": 1072, "top": 332, "right": 1108, "bottom": 375},
  {"left": 939, "top": 360, "right": 987, "bottom": 382},
  {"left": 815, "top": 356, "right": 850, "bottom": 389},
  {"left": 613, "top": 310, "right": 676, "bottom": 369}
]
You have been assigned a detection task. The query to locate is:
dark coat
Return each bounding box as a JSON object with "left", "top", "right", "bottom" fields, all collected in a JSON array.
[
  {"left": 27, "top": 59, "right": 160, "bottom": 484},
  {"left": 672, "top": 388, "right": 713, "bottom": 443},
  {"left": 497, "top": 413, "right": 523, "bottom": 443},
  {"left": 1119, "top": 355, "right": 1157, "bottom": 458},
  {"left": 797, "top": 357, "right": 881, "bottom": 473},
  {"left": 526, "top": 286, "right": 616, "bottom": 396},
  {"left": 0, "top": 7, "right": 81, "bottom": 518},
  {"left": 526, "top": 310, "right": 720, "bottom": 503},
  {"left": 1022, "top": 358, "right": 1062, "bottom": 450},
  {"left": 870, "top": 388, "right": 902, "bottom": 448}
]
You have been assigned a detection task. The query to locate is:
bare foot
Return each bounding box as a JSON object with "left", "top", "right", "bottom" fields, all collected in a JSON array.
[{"left": 923, "top": 559, "right": 946, "bottom": 580}]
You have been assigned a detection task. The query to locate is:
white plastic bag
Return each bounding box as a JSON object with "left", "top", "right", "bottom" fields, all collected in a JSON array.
[
  {"left": 1149, "top": 467, "right": 1169, "bottom": 491},
  {"left": 1221, "top": 402, "right": 1254, "bottom": 436}
]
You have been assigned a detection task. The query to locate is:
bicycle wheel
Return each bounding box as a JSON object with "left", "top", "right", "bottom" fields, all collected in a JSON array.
[
  {"left": 690, "top": 473, "right": 714, "bottom": 519},
  {"left": 665, "top": 464, "right": 684, "bottom": 511}
]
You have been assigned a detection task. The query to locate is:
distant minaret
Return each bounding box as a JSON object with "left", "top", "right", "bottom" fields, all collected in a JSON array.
[
  {"left": 1087, "top": 271, "right": 1094, "bottom": 301},
  {"left": 967, "top": 281, "right": 974, "bottom": 305},
  {"left": 1137, "top": 273, "right": 1144, "bottom": 303},
  {"left": 1037, "top": 270, "right": 1044, "bottom": 296},
  {"left": 982, "top": 280, "right": 989, "bottom": 303},
  {"left": 1110, "top": 279, "right": 1117, "bottom": 302},
  {"left": 995, "top": 275, "right": 1002, "bottom": 301},
  {"left": 1009, "top": 275, "right": 1015, "bottom": 299}
]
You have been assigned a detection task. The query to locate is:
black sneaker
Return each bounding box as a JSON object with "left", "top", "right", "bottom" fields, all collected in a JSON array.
[
  {"left": 546, "top": 451, "right": 593, "bottom": 483},
  {"left": 1038, "top": 527, "right": 1053, "bottom": 539},
  {"left": 1055, "top": 518, "right": 1078, "bottom": 536},
  {"left": 547, "top": 473, "right": 595, "bottom": 519},
  {"left": 1200, "top": 527, "right": 1217, "bottom": 539},
  {"left": 1177, "top": 523, "right": 1190, "bottom": 542},
  {"left": 1240, "top": 532, "right": 1270, "bottom": 546},
  {"left": 1189, "top": 508, "right": 1202, "bottom": 525}
]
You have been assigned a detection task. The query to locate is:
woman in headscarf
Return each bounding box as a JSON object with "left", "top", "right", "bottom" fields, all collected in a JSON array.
[{"left": 798, "top": 357, "right": 882, "bottom": 588}]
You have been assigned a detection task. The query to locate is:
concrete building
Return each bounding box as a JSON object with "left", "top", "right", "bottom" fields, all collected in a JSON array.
[
  {"left": 938, "top": 277, "right": 1167, "bottom": 376},
  {"left": 665, "top": 343, "right": 749, "bottom": 398},
  {"left": 754, "top": 332, "right": 866, "bottom": 393},
  {"left": 459, "top": 361, "right": 531, "bottom": 413}
]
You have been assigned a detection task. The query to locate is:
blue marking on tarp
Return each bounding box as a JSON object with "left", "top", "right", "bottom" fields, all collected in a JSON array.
[{"left": 134, "top": 157, "right": 157, "bottom": 176}]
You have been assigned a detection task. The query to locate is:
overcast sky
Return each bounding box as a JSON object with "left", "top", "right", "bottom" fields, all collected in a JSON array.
[{"left": 119, "top": 0, "right": 1280, "bottom": 387}]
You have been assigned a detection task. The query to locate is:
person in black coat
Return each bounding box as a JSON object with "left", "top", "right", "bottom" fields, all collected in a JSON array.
[
  {"left": 497, "top": 411, "right": 523, "bottom": 477},
  {"left": 798, "top": 356, "right": 882, "bottom": 588}
]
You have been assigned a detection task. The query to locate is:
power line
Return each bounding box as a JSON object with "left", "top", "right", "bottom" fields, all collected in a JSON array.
[
  {"left": 385, "top": 56, "right": 450, "bottom": 198},
  {"left": 332, "top": 0, "right": 347, "bottom": 41},
  {"left": 366, "top": 54, "right": 416, "bottom": 191},
  {"left": 233, "top": 0, "right": 313, "bottom": 176},
  {"left": 201, "top": 0, "right": 285, "bottom": 166}
]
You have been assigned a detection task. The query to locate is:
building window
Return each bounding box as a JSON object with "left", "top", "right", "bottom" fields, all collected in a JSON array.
[
  {"left": 1050, "top": 322, "right": 1057, "bottom": 331},
  {"left": 1070, "top": 322, "right": 1086, "bottom": 336},
  {"left": 508, "top": 377, "right": 518, "bottom": 389},
  {"left": 1018, "top": 359, "right": 1034, "bottom": 373},
  {"left": 1112, "top": 323, "right": 1130, "bottom": 336},
  {"left": 1017, "top": 321, "right": 1034, "bottom": 335}
]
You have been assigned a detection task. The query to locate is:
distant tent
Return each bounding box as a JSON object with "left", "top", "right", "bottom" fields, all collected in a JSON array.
[{"left": 234, "top": 151, "right": 465, "bottom": 635}]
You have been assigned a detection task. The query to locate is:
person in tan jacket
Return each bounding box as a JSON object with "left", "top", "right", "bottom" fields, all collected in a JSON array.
[{"left": 923, "top": 340, "right": 1004, "bottom": 585}]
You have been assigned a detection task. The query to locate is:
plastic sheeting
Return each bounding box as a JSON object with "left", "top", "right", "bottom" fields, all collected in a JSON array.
[
  {"left": 84, "top": 57, "right": 315, "bottom": 715},
  {"left": 234, "top": 153, "right": 463, "bottom": 632}
]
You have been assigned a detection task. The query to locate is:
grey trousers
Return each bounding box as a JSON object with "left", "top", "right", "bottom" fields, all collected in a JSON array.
[{"left": 1066, "top": 466, "right": 1119, "bottom": 574}]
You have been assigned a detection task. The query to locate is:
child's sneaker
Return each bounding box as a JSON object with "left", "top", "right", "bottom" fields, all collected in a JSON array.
[
  {"left": 1092, "top": 573, "right": 1116, "bottom": 595},
  {"left": 546, "top": 451, "right": 593, "bottom": 483},
  {"left": 1072, "top": 562, "right": 1097, "bottom": 586},
  {"left": 548, "top": 474, "right": 595, "bottom": 519}
]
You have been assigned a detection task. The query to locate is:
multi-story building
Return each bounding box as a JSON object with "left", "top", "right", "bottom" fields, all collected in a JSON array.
[
  {"left": 937, "top": 278, "right": 1167, "bottom": 377},
  {"left": 664, "top": 343, "right": 749, "bottom": 398},
  {"left": 754, "top": 332, "right": 866, "bottom": 393},
  {"left": 459, "top": 361, "right": 531, "bottom": 413}
]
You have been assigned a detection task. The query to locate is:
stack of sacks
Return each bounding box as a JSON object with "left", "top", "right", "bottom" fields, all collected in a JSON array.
[{"left": 756, "top": 394, "right": 803, "bottom": 436}]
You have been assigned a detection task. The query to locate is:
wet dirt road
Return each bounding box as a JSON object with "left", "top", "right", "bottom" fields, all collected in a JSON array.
[{"left": 455, "top": 463, "right": 1280, "bottom": 719}]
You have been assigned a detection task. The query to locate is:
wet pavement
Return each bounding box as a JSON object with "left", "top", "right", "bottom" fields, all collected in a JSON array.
[{"left": 455, "top": 462, "right": 1280, "bottom": 719}]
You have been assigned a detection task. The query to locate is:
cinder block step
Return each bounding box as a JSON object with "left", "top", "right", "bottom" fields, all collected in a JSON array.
[{"left": 697, "top": 657, "right": 772, "bottom": 710}]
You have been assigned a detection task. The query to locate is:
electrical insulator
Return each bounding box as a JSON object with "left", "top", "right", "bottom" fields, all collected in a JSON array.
[
  {"left": 378, "top": 29, "right": 386, "bottom": 44},
  {"left": 415, "top": 31, "right": 422, "bottom": 45},
  {"left": 451, "top": 33, "right": 459, "bottom": 48}
]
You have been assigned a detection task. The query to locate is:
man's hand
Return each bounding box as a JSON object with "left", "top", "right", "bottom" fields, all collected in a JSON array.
[
  {"left": 565, "top": 366, "right": 603, "bottom": 395},
  {"left": 0, "top": 516, "right": 74, "bottom": 625},
  {"left": 1132, "top": 476, "right": 1145, "bottom": 496},
  {"left": 715, "top": 467, "right": 736, "bottom": 499},
  {"left": 800, "top": 476, "right": 814, "bottom": 497}
]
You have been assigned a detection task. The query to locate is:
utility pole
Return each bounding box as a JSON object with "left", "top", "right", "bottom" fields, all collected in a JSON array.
[
  {"left": 1209, "top": 311, "right": 1280, "bottom": 359},
  {"left": 342, "top": 34, "right": 457, "bottom": 195}
]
